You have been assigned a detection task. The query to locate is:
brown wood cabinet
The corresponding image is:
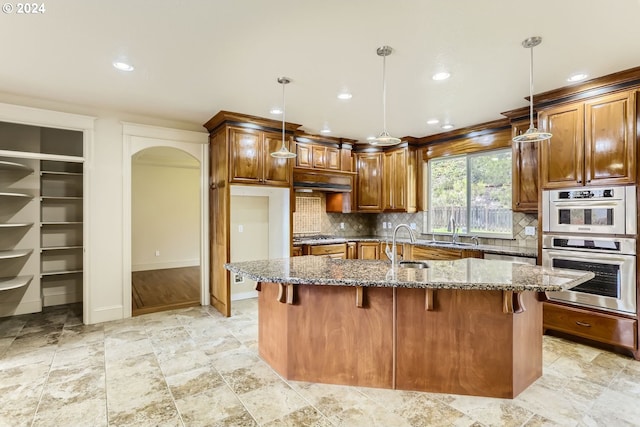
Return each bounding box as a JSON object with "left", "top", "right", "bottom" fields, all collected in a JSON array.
[
  {"left": 379, "top": 242, "right": 402, "bottom": 261},
  {"left": 204, "top": 111, "right": 301, "bottom": 317},
  {"left": 229, "top": 127, "right": 292, "bottom": 187},
  {"left": 355, "top": 152, "right": 384, "bottom": 212},
  {"left": 410, "top": 245, "right": 483, "bottom": 260},
  {"left": 512, "top": 121, "right": 539, "bottom": 213},
  {"left": 357, "top": 241, "right": 380, "bottom": 260},
  {"left": 543, "top": 302, "right": 637, "bottom": 351},
  {"left": 292, "top": 246, "right": 303, "bottom": 256},
  {"left": 346, "top": 242, "right": 357, "bottom": 259},
  {"left": 539, "top": 90, "right": 636, "bottom": 188},
  {"left": 303, "top": 243, "right": 347, "bottom": 259},
  {"left": 294, "top": 135, "right": 355, "bottom": 173},
  {"left": 383, "top": 148, "right": 417, "bottom": 212}
]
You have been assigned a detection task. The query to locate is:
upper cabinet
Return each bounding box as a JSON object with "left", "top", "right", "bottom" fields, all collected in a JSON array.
[
  {"left": 294, "top": 135, "right": 356, "bottom": 173},
  {"left": 355, "top": 152, "right": 383, "bottom": 212},
  {"left": 383, "top": 147, "right": 417, "bottom": 212},
  {"left": 511, "top": 121, "right": 539, "bottom": 213},
  {"left": 355, "top": 146, "right": 417, "bottom": 213},
  {"left": 229, "top": 127, "right": 292, "bottom": 187},
  {"left": 539, "top": 90, "right": 636, "bottom": 188}
]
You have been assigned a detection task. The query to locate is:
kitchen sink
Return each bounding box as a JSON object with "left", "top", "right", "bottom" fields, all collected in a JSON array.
[
  {"left": 399, "top": 260, "right": 429, "bottom": 269},
  {"left": 427, "top": 241, "right": 475, "bottom": 247}
]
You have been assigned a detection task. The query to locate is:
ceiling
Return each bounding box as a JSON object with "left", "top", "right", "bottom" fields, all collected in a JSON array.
[{"left": 2, "top": 0, "right": 640, "bottom": 142}]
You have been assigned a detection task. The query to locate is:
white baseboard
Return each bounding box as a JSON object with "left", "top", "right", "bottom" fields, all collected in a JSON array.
[
  {"left": 43, "top": 291, "right": 82, "bottom": 307},
  {"left": 132, "top": 259, "right": 200, "bottom": 272},
  {"left": 86, "top": 304, "right": 124, "bottom": 325},
  {"left": 0, "top": 298, "right": 42, "bottom": 318},
  {"left": 231, "top": 291, "right": 258, "bottom": 301}
]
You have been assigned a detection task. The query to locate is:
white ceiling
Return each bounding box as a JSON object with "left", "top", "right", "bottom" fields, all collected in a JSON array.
[{"left": 2, "top": 0, "right": 640, "bottom": 141}]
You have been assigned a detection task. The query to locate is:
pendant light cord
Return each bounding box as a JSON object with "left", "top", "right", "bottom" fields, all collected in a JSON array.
[
  {"left": 382, "top": 52, "right": 387, "bottom": 133},
  {"left": 528, "top": 45, "right": 534, "bottom": 130},
  {"left": 281, "top": 79, "right": 286, "bottom": 149}
]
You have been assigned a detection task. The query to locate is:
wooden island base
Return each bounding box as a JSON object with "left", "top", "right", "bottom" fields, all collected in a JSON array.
[{"left": 258, "top": 281, "right": 542, "bottom": 399}]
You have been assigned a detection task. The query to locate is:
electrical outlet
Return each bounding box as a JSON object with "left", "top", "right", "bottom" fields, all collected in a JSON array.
[
  {"left": 525, "top": 226, "right": 536, "bottom": 236},
  {"left": 340, "top": 222, "right": 345, "bottom": 229},
  {"left": 410, "top": 223, "right": 417, "bottom": 230},
  {"left": 155, "top": 250, "right": 160, "bottom": 257},
  {"left": 382, "top": 222, "right": 387, "bottom": 229},
  {"left": 238, "top": 224, "right": 244, "bottom": 233}
]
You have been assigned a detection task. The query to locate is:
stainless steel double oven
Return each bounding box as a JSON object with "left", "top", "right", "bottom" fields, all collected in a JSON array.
[{"left": 542, "top": 185, "right": 637, "bottom": 316}]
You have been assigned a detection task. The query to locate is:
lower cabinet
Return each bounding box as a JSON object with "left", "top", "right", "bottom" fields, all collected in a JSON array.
[
  {"left": 303, "top": 243, "right": 347, "bottom": 259},
  {"left": 357, "top": 242, "right": 380, "bottom": 260},
  {"left": 543, "top": 302, "right": 637, "bottom": 351},
  {"left": 292, "top": 246, "right": 303, "bottom": 257},
  {"left": 410, "top": 245, "right": 482, "bottom": 260}
]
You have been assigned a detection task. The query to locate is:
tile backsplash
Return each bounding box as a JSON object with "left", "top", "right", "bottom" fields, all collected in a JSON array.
[{"left": 293, "top": 193, "right": 538, "bottom": 249}]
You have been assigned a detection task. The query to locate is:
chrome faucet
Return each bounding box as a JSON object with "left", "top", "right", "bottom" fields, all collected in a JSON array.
[
  {"left": 450, "top": 216, "right": 459, "bottom": 244},
  {"left": 390, "top": 224, "right": 416, "bottom": 269}
]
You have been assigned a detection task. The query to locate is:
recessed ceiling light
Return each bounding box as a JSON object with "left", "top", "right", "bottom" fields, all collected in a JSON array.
[
  {"left": 337, "top": 92, "right": 352, "bottom": 100},
  {"left": 366, "top": 136, "right": 375, "bottom": 141},
  {"left": 567, "top": 73, "right": 588, "bottom": 82},
  {"left": 320, "top": 128, "right": 332, "bottom": 134},
  {"left": 270, "top": 108, "right": 283, "bottom": 115},
  {"left": 113, "top": 61, "right": 134, "bottom": 72},
  {"left": 441, "top": 124, "right": 454, "bottom": 130},
  {"left": 427, "top": 119, "right": 439, "bottom": 125},
  {"left": 432, "top": 72, "right": 451, "bottom": 81}
]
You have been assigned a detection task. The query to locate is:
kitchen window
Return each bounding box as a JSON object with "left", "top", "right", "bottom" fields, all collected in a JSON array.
[{"left": 428, "top": 149, "right": 512, "bottom": 238}]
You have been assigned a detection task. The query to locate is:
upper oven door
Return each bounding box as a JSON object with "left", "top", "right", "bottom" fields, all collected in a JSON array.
[{"left": 542, "top": 186, "right": 636, "bottom": 235}]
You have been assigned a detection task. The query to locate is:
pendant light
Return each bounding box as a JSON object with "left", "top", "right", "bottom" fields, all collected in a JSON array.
[
  {"left": 513, "top": 36, "right": 552, "bottom": 143},
  {"left": 370, "top": 46, "right": 401, "bottom": 146},
  {"left": 270, "top": 77, "right": 297, "bottom": 159}
]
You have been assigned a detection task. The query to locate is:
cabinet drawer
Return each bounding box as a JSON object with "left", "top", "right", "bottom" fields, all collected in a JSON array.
[
  {"left": 543, "top": 302, "right": 637, "bottom": 349},
  {"left": 307, "top": 243, "right": 347, "bottom": 257}
]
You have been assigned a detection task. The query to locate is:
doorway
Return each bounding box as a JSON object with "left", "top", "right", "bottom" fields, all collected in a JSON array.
[{"left": 131, "top": 147, "right": 201, "bottom": 315}]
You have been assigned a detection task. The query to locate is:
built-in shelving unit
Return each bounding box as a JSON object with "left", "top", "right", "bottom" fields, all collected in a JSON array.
[{"left": 0, "top": 119, "right": 84, "bottom": 316}]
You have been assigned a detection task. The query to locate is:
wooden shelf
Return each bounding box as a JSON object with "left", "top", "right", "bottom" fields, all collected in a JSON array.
[
  {"left": 41, "top": 269, "right": 82, "bottom": 277},
  {"left": 0, "top": 249, "right": 33, "bottom": 260},
  {"left": 0, "top": 275, "right": 33, "bottom": 291},
  {"left": 40, "top": 170, "right": 82, "bottom": 177},
  {"left": 0, "top": 160, "right": 33, "bottom": 173},
  {"left": 0, "top": 223, "right": 33, "bottom": 228},
  {"left": 41, "top": 196, "right": 83, "bottom": 201},
  {"left": 0, "top": 191, "right": 33, "bottom": 199},
  {"left": 41, "top": 245, "right": 83, "bottom": 252}
]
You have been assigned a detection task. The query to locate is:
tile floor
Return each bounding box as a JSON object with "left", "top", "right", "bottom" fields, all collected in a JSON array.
[{"left": 1, "top": 300, "right": 639, "bottom": 427}]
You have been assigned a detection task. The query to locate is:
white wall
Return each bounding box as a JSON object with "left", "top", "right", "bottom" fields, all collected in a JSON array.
[
  {"left": 230, "top": 196, "right": 269, "bottom": 298},
  {"left": 0, "top": 91, "right": 207, "bottom": 324},
  {"left": 132, "top": 157, "right": 200, "bottom": 271}
]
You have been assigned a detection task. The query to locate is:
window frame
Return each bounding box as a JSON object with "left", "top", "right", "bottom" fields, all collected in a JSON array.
[{"left": 427, "top": 148, "right": 513, "bottom": 239}]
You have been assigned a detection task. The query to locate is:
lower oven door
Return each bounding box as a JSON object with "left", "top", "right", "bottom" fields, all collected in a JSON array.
[{"left": 542, "top": 249, "right": 636, "bottom": 315}]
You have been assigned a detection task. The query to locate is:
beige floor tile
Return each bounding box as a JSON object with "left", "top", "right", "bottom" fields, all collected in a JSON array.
[
  {"left": 166, "top": 365, "right": 225, "bottom": 400},
  {"left": 263, "top": 405, "right": 333, "bottom": 427},
  {"left": 239, "top": 381, "right": 308, "bottom": 425},
  {"left": 32, "top": 398, "right": 107, "bottom": 427},
  {"left": 174, "top": 383, "right": 249, "bottom": 426},
  {"left": 447, "top": 395, "right": 534, "bottom": 427}
]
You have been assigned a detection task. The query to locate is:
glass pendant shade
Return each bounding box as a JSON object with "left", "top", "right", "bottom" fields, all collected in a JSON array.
[
  {"left": 370, "top": 45, "right": 401, "bottom": 146},
  {"left": 270, "top": 77, "right": 297, "bottom": 159},
  {"left": 513, "top": 36, "right": 552, "bottom": 143}
]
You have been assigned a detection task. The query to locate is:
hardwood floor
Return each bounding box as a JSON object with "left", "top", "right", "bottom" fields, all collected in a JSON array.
[{"left": 132, "top": 266, "right": 201, "bottom": 316}]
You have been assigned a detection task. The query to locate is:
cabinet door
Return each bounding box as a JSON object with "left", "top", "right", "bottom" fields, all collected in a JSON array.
[
  {"left": 296, "top": 142, "right": 312, "bottom": 168},
  {"left": 380, "top": 242, "right": 402, "bottom": 261},
  {"left": 392, "top": 149, "right": 407, "bottom": 210},
  {"left": 356, "top": 153, "right": 383, "bottom": 212},
  {"left": 584, "top": 91, "right": 636, "bottom": 185},
  {"left": 357, "top": 242, "right": 380, "bottom": 260},
  {"left": 312, "top": 146, "right": 327, "bottom": 169},
  {"left": 382, "top": 151, "right": 393, "bottom": 210},
  {"left": 229, "top": 127, "right": 262, "bottom": 183},
  {"left": 326, "top": 147, "right": 341, "bottom": 170},
  {"left": 346, "top": 242, "right": 357, "bottom": 259},
  {"left": 539, "top": 103, "right": 584, "bottom": 188},
  {"left": 411, "top": 246, "right": 463, "bottom": 260},
  {"left": 263, "top": 132, "right": 292, "bottom": 186},
  {"left": 512, "top": 137, "right": 538, "bottom": 213}
]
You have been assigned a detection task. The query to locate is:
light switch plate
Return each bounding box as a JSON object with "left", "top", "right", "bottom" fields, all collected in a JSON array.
[{"left": 525, "top": 226, "right": 536, "bottom": 236}]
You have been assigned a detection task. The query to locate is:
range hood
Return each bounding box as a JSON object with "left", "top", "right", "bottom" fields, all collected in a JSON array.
[{"left": 293, "top": 168, "right": 354, "bottom": 193}]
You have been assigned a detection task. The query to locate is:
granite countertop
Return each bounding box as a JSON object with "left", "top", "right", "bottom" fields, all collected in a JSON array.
[
  {"left": 292, "top": 235, "right": 537, "bottom": 258},
  {"left": 225, "top": 256, "right": 593, "bottom": 292}
]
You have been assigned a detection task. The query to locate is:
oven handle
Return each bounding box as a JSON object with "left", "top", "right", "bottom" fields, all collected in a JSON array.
[
  {"left": 542, "top": 249, "right": 634, "bottom": 265},
  {"left": 551, "top": 201, "right": 621, "bottom": 208}
]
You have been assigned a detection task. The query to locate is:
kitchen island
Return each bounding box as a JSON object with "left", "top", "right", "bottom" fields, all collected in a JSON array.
[{"left": 225, "top": 256, "right": 593, "bottom": 398}]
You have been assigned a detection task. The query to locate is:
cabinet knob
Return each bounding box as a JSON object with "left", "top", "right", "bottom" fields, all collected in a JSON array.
[{"left": 577, "top": 180, "right": 582, "bottom": 184}]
